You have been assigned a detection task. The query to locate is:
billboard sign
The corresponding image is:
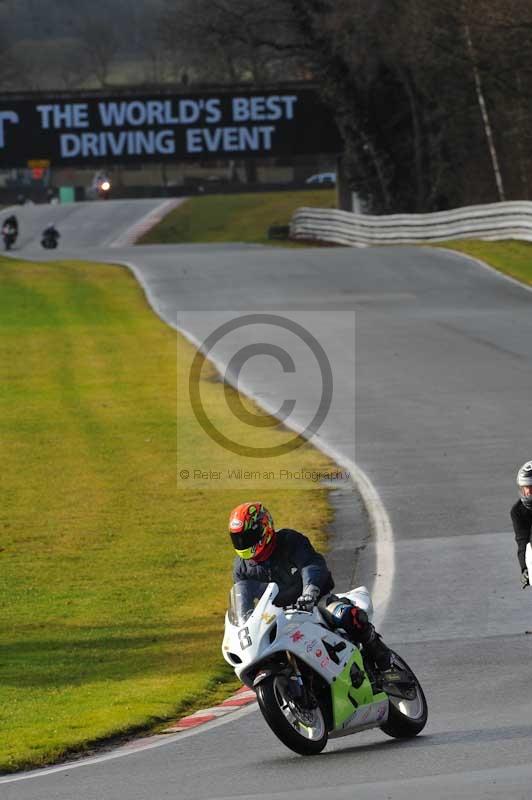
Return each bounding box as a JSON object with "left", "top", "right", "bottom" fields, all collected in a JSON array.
[{"left": 0, "top": 88, "right": 342, "bottom": 166}]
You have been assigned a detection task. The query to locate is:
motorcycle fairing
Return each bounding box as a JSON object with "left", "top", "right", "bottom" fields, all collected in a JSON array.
[
  {"left": 222, "top": 583, "right": 380, "bottom": 701},
  {"left": 224, "top": 601, "right": 354, "bottom": 686},
  {"left": 330, "top": 647, "right": 389, "bottom": 733}
]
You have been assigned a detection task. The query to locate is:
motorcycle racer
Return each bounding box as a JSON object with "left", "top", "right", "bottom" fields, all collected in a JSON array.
[
  {"left": 2, "top": 213, "right": 18, "bottom": 250},
  {"left": 511, "top": 461, "right": 532, "bottom": 589},
  {"left": 229, "top": 501, "right": 393, "bottom": 671},
  {"left": 3, "top": 213, "right": 18, "bottom": 234}
]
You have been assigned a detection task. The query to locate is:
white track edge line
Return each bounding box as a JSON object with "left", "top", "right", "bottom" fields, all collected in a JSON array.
[
  {"left": 120, "top": 259, "right": 395, "bottom": 627},
  {"left": 0, "top": 704, "right": 257, "bottom": 784}
]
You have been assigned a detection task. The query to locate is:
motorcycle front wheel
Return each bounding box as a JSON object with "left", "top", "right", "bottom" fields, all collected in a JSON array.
[
  {"left": 379, "top": 650, "right": 428, "bottom": 738},
  {"left": 256, "top": 675, "right": 328, "bottom": 755}
]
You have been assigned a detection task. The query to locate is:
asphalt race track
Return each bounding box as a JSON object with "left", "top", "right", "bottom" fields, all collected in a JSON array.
[{"left": 2, "top": 199, "right": 532, "bottom": 799}]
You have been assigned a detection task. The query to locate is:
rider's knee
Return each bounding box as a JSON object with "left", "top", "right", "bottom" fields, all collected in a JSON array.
[{"left": 325, "top": 598, "right": 370, "bottom": 637}]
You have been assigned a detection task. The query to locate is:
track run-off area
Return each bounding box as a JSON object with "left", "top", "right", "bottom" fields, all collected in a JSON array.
[{"left": 3, "top": 199, "right": 532, "bottom": 800}]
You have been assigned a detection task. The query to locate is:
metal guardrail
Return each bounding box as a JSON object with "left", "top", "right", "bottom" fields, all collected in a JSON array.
[{"left": 290, "top": 201, "right": 532, "bottom": 246}]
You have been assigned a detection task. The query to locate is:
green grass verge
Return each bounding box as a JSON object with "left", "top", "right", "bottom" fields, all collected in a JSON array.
[
  {"left": 0, "top": 255, "right": 337, "bottom": 772},
  {"left": 434, "top": 239, "right": 532, "bottom": 285},
  {"left": 137, "top": 189, "right": 336, "bottom": 246}
]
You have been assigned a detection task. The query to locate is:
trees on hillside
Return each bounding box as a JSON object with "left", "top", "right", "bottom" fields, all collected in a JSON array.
[
  {"left": 277, "top": 0, "right": 532, "bottom": 210},
  {"left": 75, "top": 16, "right": 119, "bottom": 88},
  {"left": 0, "top": 0, "right": 531, "bottom": 209},
  {"left": 158, "top": 0, "right": 532, "bottom": 209},
  {"left": 157, "top": 0, "right": 304, "bottom": 84}
]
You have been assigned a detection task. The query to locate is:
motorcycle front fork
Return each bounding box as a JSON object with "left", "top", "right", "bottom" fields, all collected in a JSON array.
[{"left": 286, "top": 651, "right": 307, "bottom": 701}]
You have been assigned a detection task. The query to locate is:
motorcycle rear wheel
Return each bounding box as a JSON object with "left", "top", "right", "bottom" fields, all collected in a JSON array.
[
  {"left": 380, "top": 651, "right": 427, "bottom": 738},
  {"left": 256, "top": 675, "right": 328, "bottom": 755}
]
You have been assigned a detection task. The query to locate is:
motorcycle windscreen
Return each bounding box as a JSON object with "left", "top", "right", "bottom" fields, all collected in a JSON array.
[{"left": 227, "top": 580, "right": 270, "bottom": 626}]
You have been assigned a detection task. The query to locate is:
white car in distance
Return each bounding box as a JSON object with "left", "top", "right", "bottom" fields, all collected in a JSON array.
[{"left": 305, "top": 172, "right": 337, "bottom": 185}]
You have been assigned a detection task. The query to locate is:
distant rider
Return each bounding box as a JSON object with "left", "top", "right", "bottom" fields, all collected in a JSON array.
[
  {"left": 42, "top": 224, "right": 60, "bottom": 240},
  {"left": 511, "top": 461, "right": 532, "bottom": 589},
  {"left": 3, "top": 214, "right": 18, "bottom": 235},
  {"left": 229, "top": 501, "right": 393, "bottom": 671}
]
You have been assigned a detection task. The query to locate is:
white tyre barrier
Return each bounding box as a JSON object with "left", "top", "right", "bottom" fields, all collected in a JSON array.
[{"left": 290, "top": 200, "right": 532, "bottom": 246}]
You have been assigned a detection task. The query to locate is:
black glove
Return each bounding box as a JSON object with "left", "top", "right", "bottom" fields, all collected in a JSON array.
[
  {"left": 296, "top": 584, "right": 320, "bottom": 611},
  {"left": 521, "top": 568, "right": 529, "bottom": 589}
]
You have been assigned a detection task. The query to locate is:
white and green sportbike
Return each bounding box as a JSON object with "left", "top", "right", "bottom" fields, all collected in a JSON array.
[{"left": 222, "top": 580, "right": 427, "bottom": 755}]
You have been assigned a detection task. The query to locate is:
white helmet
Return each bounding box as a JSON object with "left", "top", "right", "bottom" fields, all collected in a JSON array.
[{"left": 517, "top": 461, "right": 532, "bottom": 509}]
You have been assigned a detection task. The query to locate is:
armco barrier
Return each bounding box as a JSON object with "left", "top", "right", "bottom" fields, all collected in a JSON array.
[{"left": 290, "top": 201, "right": 532, "bottom": 246}]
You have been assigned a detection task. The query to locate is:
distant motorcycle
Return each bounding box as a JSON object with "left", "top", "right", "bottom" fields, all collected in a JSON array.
[
  {"left": 97, "top": 178, "right": 111, "bottom": 200},
  {"left": 2, "top": 223, "right": 18, "bottom": 250},
  {"left": 89, "top": 171, "right": 112, "bottom": 201},
  {"left": 41, "top": 225, "right": 60, "bottom": 249}
]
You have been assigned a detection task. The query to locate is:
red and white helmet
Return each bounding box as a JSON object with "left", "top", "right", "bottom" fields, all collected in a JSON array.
[{"left": 229, "top": 502, "right": 276, "bottom": 562}]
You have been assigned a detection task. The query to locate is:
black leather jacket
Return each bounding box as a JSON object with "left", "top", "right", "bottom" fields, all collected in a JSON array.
[
  {"left": 511, "top": 500, "right": 532, "bottom": 571},
  {"left": 233, "top": 528, "right": 334, "bottom": 606}
]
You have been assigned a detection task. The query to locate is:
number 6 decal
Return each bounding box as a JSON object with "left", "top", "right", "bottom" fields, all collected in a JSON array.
[{"left": 238, "top": 627, "right": 252, "bottom": 649}]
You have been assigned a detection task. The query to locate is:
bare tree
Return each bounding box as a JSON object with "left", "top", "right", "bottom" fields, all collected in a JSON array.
[
  {"left": 53, "top": 38, "right": 92, "bottom": 90},
  {"left": 159, "top": 0, "right": 303, "bottom": 84},
  {"left": 283, "top": 0, "right": 532, "bottom": 210},
  {"left": 0, "top": 33, "right": 26, "bottom": 89},
  {"left": 138, "top": 6, "right": 170, "bottom": 85},
  {"left": 76, "top": 15, "right": 120, "bottom": 87}
]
